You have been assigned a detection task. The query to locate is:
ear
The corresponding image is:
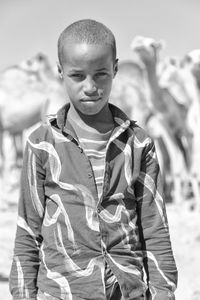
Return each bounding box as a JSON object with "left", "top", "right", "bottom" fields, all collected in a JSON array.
[
  {"left": 57, "top": 62, "right": 63, "bottom": 79},
  {"left": 113, "top": 59, "right": 119, "bottom": 77}
]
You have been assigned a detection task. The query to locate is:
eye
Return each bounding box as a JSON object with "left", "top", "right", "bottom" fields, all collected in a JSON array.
[
  {"left": 70, "top": 73, "right": 84, "bottom": 80},
  {"left": 95, "top": 72, "right": 108, "bottom": 79}
]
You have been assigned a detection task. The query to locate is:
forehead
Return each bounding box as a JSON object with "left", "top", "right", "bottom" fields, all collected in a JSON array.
[{"left": 60, "top": 42, "right": 113, "bottom": 67}]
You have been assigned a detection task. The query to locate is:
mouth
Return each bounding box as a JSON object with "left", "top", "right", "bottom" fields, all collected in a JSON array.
[{"left": 80, "top": 97, "right": 101, "bottom": 102}]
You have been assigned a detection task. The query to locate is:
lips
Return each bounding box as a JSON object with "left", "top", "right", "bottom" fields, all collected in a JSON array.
[{"left": 80, "top": 97, "right": 101, "bottom": 102}]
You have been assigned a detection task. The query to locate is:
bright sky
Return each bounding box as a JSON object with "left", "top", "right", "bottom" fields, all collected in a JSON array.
[{"left": 1, "top": 0, "right": 200, "bottom": 71}]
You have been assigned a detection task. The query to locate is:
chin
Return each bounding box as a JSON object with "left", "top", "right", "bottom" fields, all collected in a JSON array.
[
  {"left": 79, "top": 103, "right": 107, "bottom": 116},
  {"left": 81, "top": 109, "right": 102, "bottom": 116}
]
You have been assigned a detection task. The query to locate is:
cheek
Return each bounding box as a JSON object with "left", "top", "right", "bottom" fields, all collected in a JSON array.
[
  {"left": 64, "top": 85, "right": 75, "bottom": 100},
  {"left": 105, "top": 82, "right": 113, "bottom": 96},
  {"left": 64, "top": 81, "right": 77, "bottom": 95},
  {"left": 101, "top": 78, "right": 113, "bottom": 93}
]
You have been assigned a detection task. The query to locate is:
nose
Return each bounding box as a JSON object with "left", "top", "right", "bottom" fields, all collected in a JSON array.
[{"left": 83, "top": 77, "right": 97, "bottom": 95}]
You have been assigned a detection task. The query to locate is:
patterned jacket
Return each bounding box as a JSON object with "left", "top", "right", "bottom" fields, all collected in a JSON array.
[{"left": 9, "top": 103, "right": 178, "bottom": 300}]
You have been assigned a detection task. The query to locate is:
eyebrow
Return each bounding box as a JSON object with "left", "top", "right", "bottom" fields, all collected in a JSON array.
[
  {"left": 95, "top": 68, "right": 108, "bottom": 71},
  {"left": 68, "top": 67, "right": 108, "bottom": 73},
  {"left": 68, "top": 69, "right": 83, "bottom": 73}
]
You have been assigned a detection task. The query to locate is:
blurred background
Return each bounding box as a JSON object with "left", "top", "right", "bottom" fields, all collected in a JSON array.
[{"left": 1, "top": 0, "right": 200, "bottom": 299}]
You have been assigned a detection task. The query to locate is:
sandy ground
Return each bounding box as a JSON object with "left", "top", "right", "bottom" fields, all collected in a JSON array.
[
  {"left": 0, "top": 202, "right": 200, "bottom": 300},
  {"left": 167, "top": 204, "right": 200, "bottom": 300}
]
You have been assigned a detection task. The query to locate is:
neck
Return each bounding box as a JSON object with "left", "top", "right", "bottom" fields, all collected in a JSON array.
[{"left": 68, "top": 104, "right": 114, "bottom": 133}]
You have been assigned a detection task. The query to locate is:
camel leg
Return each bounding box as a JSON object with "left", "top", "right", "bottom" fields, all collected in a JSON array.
[
  {"left": 0, "top": 121, "right": 4, "bottom": 175},
  {"left": 190, "top": 174, "right": 200, "bottom": 211},
  {"left": 0, "top": 130, "right": 5, "bottom": 210},
  {"left": 13, "top": 133, "right": 23, "bottom": 168},
  {"left": 173, "top": 175, "right": 184, "bottom": 204}
]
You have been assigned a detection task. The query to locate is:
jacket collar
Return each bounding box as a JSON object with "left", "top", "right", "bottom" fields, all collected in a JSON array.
[{"left": 54, "top": 103, "right": 136, "bottom": 137}]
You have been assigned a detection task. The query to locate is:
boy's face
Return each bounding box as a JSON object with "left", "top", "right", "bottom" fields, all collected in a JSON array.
[{"left": 58, "top": 42, "right": 118, "bottom": 116}]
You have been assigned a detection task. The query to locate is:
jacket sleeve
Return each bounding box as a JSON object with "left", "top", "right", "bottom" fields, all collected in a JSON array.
[
  {"left": 135, "top": 138, "right": 178, "bottom": 300},
  {"left": 9, "top": 140, "right": 46, "bottom": 300}
]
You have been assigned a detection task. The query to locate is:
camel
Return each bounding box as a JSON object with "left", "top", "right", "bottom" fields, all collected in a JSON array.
[
  {"left": 0, "top": 53, "right": 67, "bottom": 209},
  {"left": 182, "top": 49, "right": 200, "bottom": 89},
  {"left": 110, "top": 60, "right": 151, "bottom": 128},
  {"left": 0, "top": 53, "right": 66, "bottom": 168},
  {"left": 180, "top": 53, "right": 200, "bottom": 210},
  {"left": 111, "top": 36, "right": 189, "bottom": 204},
  {"left": 159, "top": 53, "right": 200, "bottom": 209}
]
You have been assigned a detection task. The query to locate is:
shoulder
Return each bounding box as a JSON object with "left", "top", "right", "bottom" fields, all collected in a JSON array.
[
  {"left": 129, "top": 121, "right": 153, "bottom": 148},
  {"left": 27, "top": 114, "right": 58, "bottom": 145}
]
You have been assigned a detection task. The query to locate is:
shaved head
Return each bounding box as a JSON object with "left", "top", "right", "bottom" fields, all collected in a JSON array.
[{"left": 57, "top": 19, "right": 117, "bottom": 65}]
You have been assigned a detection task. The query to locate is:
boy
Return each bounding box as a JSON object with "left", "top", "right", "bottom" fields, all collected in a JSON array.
[{"left": 9, "top": 19, "right": 177, "bottom": 300}]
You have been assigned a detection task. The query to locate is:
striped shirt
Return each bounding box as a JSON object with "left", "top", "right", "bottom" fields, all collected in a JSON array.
[{"left": 68, "top": 116, "right": 113, "bottom": 200}]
